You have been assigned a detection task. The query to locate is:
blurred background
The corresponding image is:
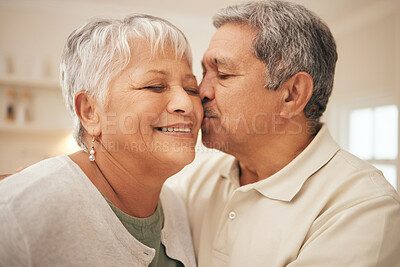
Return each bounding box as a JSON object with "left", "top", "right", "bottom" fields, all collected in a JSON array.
[{"left": 0, "top": 0, "right": 399, "bottom": 190}]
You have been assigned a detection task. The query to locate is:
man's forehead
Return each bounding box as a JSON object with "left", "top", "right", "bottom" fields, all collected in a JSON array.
[
  {"left": 202, "top": 47, "right": 242, "bottom": 69},
  {"left": 202, "top": 24, "right": 257, "bottom": 68}
]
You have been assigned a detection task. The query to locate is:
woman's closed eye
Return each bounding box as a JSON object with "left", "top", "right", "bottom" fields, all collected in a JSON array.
[
  {"left": 185, "top": 88, "right": 199, "bottom": 95},
  {"left": 142, "top": 86, "right": 166, "bottom": 92}
]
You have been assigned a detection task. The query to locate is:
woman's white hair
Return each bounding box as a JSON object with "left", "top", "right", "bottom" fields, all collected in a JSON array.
[{"left": 60, "top": 14, "right": 193, "bottom": 150}]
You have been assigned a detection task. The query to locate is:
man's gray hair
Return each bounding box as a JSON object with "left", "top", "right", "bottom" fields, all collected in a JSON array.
[
  {"left": 60, "top": 14, "right": 192, "bottom": 150},
  {"left": 213, "top": 0, "right": 338, "bottom": 121}
]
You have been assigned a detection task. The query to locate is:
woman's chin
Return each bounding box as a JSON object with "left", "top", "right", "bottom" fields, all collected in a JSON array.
[
  {"left": 160, "top": 149, "right": 196, "bottom": 172},
  {"left": 173, "top": 150, "right": 196, "bottom": 166}
]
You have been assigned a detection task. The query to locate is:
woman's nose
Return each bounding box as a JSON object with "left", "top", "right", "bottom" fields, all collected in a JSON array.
[{"left": 167, "top": 87, "right": 194, "bottom": 115}]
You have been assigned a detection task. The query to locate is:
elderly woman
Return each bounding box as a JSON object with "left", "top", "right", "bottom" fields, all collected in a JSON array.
[{"left": 0, "top": 14, "right": 201, "bottom": 266}]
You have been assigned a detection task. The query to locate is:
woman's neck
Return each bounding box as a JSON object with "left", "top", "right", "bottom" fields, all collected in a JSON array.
[{"left": 69, "top": 150, "right": 172, "bottom": 218}]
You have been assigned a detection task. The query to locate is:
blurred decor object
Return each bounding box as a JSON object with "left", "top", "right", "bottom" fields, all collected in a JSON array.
[
  {"left": 16, "top": 90, "right": 31, "bottom": 125},
  {"left": 6, "top": 89, "right": 16, "bottom": 122}
]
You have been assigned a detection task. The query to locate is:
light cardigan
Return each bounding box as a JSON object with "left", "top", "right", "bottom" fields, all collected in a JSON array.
[{"left": 0, "top": 155, "right": 196, "bottom": 267}]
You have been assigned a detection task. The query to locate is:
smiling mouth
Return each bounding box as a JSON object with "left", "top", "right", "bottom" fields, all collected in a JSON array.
[{"left": 155, "top": 127, "right": 192, "bottom": 133}]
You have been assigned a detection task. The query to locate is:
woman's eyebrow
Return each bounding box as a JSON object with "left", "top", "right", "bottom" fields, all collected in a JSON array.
[
  {"left": 185, "top": 74, "right": 196, "bottom": 80},
  {"left": 145, "top": 71, "right": 195, "bottom": 80},
  {"left": 147, "top": 70, "right": 167, "bottom": 75}
]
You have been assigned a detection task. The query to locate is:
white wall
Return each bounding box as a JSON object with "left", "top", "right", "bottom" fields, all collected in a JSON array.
[
  {"left": 0, "top": 0, "right": 217, "bottom": 173},
  {"left": 0, "top": 0, "right": 399, "bottom": 175},
  {"left": 322, "top": 1, "right": 400, "bottom": 189},
  {"left": 325, "top": 1, "right": 400, "bottom": 144}
]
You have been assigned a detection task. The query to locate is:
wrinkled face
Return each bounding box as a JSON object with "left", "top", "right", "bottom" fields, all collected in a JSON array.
[
  {"left": 98, "top": 38, "right": 202, "bottom": 170},
  {"left": 200, "top": 23, "right": 283, "bottom": 153}
]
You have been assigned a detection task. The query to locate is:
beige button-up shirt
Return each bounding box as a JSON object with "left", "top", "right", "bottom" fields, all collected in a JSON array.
[{"left": 169, "top": 125, "right": 400, "bottom": 267}]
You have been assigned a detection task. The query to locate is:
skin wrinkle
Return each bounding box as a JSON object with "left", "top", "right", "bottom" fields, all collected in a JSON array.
[
  {"left": 200, "top": 22, "right": 315, "bottom": 184},
  {"left": 213, "top": 1, "right": 337, "bottom": 122},
  {"left": 72, "top": 37, "right": 202, "bottom": 218},
  {"left": 61, "top": 15, "right": 193, "bottom": 151}
]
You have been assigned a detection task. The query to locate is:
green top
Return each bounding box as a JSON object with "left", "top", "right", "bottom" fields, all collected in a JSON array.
[{"left": 103, "top": 196, "right": 184, "bottom": 267}]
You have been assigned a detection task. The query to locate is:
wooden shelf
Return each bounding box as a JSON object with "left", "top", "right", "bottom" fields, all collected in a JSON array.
[
  {"left": 0, "top": 75, "right": 71, "bottom": 136},
  {"left": 0, "top": 75, "right": 59, "bottom": 90},
  {"left": 0, "top": 122, "right": 71, "bottom": 135}
]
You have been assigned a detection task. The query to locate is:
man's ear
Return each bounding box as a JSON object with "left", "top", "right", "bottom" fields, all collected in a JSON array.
[
  {"left": 279, "top": 72, "right": 313, "bottom": 119},
  {"left": 74, "top": 91, "right": 101, "bottom": 136}
]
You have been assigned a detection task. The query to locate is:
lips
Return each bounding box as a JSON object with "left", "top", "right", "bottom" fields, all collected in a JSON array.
[
  {"left": 203, "top": 108, "right": 218, "bottom": 119},
  {"left": 154, "top": 123, "right": 195, "bottom": 137},
  {"left": 157, "top": 127, "right": 192, "bottom": 133}
]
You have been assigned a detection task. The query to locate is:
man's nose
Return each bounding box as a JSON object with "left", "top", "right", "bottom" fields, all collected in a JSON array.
[{"left": 199, "top": 76, "right": 215, "bottom": 103}]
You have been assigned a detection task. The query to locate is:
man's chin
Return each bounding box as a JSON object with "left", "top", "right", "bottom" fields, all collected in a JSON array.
[{"left": 201, "top": 135, "right": 229, "bottom": 152}]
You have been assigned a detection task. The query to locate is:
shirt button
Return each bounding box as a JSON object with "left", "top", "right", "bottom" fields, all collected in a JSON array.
[{"left": 228, "top": 211, "right": 236, "bottom": 220}]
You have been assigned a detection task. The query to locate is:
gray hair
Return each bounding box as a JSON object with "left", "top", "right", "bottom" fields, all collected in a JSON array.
[
  {"left": 60, "top": 14, "right": 193, "bottom": 150},
  {"left": 213, "top": 0, "right": 338, "bottom": 121}
]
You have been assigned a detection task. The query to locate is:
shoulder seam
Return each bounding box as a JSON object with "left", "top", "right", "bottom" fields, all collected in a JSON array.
[
  {"left": 312, "top": 194, "right": 400, "bottom": 231},
  {"left": 335, "top": 151, "right": 371, "bottom": 171},
  {"left": 5, "top": 157, "right": 71, "bottom": 204},
  {"left": 369, "top": 171, "right": 400, "bottom": 203}
]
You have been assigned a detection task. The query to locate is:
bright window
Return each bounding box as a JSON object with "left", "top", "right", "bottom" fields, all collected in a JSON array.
[
  {"left": 348, "top": 105, "right": 398, "bottom": 189},
  {"left": 349, "top": 108, "right": 374, "bottom": 160},
  {"left": 374, "top": 105, "right": 398, "bottom": 159}
]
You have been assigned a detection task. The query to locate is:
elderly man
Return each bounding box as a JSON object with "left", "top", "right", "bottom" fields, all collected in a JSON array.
[{"left": 169, "top": 1, "right": 400, "bottom": 266}]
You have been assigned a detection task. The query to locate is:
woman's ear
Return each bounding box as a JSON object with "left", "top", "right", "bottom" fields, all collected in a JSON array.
[
  {"left": 74, "top": 91, "right": 101, "bottom": 136},
  {"left": 279, "top": 72, "right": 313, "bottom": 119}
]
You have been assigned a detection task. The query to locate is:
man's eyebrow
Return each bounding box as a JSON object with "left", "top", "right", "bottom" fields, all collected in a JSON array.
[{"left": 203, "top": 57, "right": 238, "bottom": 69}]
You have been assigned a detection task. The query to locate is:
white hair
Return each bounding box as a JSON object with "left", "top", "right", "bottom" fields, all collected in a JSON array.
[{"left": 60, "top": 14, "right": 193, "bottom": 150}]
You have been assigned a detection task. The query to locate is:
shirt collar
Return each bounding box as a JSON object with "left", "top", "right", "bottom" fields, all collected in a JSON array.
[
  {"left": 219, "top": 156, "right": 241, "bottom": 188},
  {"left": 219, "top": 124, "right": 340, "bottom": 202}
]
